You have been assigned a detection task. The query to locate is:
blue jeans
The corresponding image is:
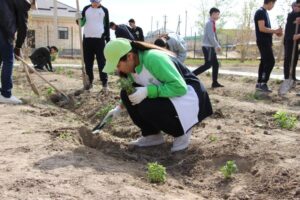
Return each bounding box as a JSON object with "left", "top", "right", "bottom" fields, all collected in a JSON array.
[{"left": 0, "top": 31, "right": 14, "bottom": 98}]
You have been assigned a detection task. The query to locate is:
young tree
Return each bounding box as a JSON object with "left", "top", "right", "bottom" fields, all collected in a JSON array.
[{"left": 236, "top": 0, "right": 258, "bottom": 62}]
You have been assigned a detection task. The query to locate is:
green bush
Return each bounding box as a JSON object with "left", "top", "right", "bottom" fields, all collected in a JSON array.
[
  {"left": 220, "top": 160, "right": 238, "bottom": 179},
  {"left": 273, "top": 111, "right": 297, "bottom": 130},
  {"left": 147, "top": 162, "right": 167, "bottom": 183}
]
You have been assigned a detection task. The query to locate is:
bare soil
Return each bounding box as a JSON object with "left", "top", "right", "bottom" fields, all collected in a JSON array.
[{"left": 0, "top": 66, "right": 299, "bottom": 200}]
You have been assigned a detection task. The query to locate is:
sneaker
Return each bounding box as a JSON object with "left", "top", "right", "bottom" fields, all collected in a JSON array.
[
  {"left": 84, "top": 83, "right": 93, "bottom": 90},
  {"left": 255, "top": 83, "right": 261, "bottom": 90},
  {"left": 0, "top": 95, "right": 22, "bottom": 104},
  {"left": 171, "top": 130, "right": 192, "bottom": 152},
  {"left": 129, "top": 133, "right": 164, "bottom": 147},
  {"left": 259, "top": 83, "right": 272, "bottom": 93},
  {"left": 101, "top": 85, "right": 110, "bottom": 94},
  {"left": 212, "top": 82, "right": 224, "bottom": 88}
]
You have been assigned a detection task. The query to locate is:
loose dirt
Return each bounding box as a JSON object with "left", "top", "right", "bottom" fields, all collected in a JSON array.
[{"left": 0, "top": 66, "right": 299, "bottom": 200}]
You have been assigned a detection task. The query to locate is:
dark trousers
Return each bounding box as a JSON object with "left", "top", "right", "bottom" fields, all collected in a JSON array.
[
  {"left": 0, "top": 30, "right": 14, "bottom": 98},
  {"left": 120, "top": 90, "right": 184, "bottom": 137},
  {"left": 193, "top": 47, "right": 219, "bottom": 83},
  {"left": 283, "top": 40, "right": 299, "bottom": 80},
  {"left": 83, "top": 37, "right": 107, "bottom": 86},
  {"left": 257, "top": 43, "right": 275, "bottom": 83}
]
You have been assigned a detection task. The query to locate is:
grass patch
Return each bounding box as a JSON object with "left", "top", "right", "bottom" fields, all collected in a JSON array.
[{"left": 273, "top": 111, "right": 298, "bottom": 130}]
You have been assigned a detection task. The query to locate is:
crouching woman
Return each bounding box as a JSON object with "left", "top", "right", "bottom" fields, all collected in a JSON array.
[{"left": 102, "top": 38, "right": 213, "bottom": 152}]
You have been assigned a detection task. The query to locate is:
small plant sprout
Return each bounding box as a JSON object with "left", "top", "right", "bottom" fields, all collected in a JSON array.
[
  {"left": 58, "top": 132, "right": 72, "bottom": 140},
  {"left": 273, "top": 111, "right": 298, "bottom": 130},
  {"left": 209, "top": 135, "right": 217, "bottom": 142},
  {"left": 147, "top": 162, "right": 167, "bottom": 183},
  {"left": 118, "top": 77, "right": 135, "bottom": 95},
  {"left": 47, "top": 87, "right": 55, "bottom": 95},
  {"left": 96, "top": 104, "right": 114, "bottom": 119},
  {"left": 220, "top": 160, "right": 238, "bottom": 179}
]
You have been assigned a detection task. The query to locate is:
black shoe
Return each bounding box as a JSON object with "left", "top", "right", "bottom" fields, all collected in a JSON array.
[
  {"left": 84, "top": 83, "right": 93, "bottom": 90},
  {"left": 212, "top": 82, "right": 224, "bottom": 88},
  {"left": 256, "top": 83, "right": 272, "bottom": 93}
]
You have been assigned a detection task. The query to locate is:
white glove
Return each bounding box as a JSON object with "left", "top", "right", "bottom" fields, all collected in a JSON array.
[
  {"left": 104, "top": 105, "right": 122, "bottom": 122},
  {"left": 75, "top": 12, "right": 82, "bottom": 20},
  {"left": 128, "top": 87, "right": 148, "bottom": 105}
]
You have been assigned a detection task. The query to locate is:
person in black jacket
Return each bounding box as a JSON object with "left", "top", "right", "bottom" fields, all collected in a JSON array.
[
  {"left": 29, "top": 46, "right": 58, "bottom": 72},
  {"left": 128, "top": 19, "right": 144, "bottom": 41},
  {"left": 76, "top": 0, "right": 110, "bottom": 91},
  {"left": 109, "top": 22, "right": 135, "bottom": 40},
  {"left": 0, "top": 0, "right": 36, "bottom": 104},
  {"left": 283, "top": 0, "right": 300, "bottom": 81}
]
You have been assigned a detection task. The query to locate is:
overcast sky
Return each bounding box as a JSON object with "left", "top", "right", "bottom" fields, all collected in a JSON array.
[{"left": 63, "top": 0, "right": 292, "bottom": 36}]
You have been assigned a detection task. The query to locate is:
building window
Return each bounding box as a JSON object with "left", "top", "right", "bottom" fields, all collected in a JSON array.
[{"left": 58, "top": 27, "right": 68, "bottom": 39}]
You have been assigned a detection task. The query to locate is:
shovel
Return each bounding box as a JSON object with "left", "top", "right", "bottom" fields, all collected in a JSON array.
[
  {"left": 16, "top": 56, "right": 71, "bottom": 103},
  {"left": 278, "top": 23, "right": 299, "bottom": 96},
  {"left": 92, "top": 113, "right": 113, "bottom": 134},
  {"left": 22, "top": 62, "right": 40, "bottom": 96}
]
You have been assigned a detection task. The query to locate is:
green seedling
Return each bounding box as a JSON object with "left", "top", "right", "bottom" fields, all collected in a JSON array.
[
  {"left": 245, "top": 92, "right": 262, "bottom": 101},
  {"left": 66, "top": 70, "right": 74, "bottom": 78},
  {"left": 118, "top": 77, "right": 135, "bottom": 95},
  {"left": 206, "top": 71, "right": 211, "bottom": 77},
  {"left": 220, "top": 160, "right": 238, "bottom": 179},
  {"left": 147, "top": 162, "right": 167, "bottom": 183},
  {"left": 58, "top": 132, "right": 72, "bottom": 140},
  {"left": 96, "top": 104, "right": 114, "bottom": 119},
  {"left": 273, "top": 111, "right": 297, "bottom": 130},
  {"left": 55, "top": 66, "right": 64, "bottom": 74},
  {"left": 209, "top": 135, "right": 218, "bottom": 142},
  {"left": 47, "top": 87, "right": 55, "bottom": 95}
]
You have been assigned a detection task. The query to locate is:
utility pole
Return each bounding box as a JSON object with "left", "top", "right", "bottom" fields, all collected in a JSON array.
[
  {"left": 163, "top": 15, "right": 167, "bottom": 33},
  {"left": 53, "top": 0, "right": 58, "bottom": 45},
  {"left": 176, "top": 15, "right": 181, "bottom": 35},
  {"left": 185, "top": 10, "right": 187, "bottom": 37},
  {"left": 151, "top": 16, "right": 153, "bottom": 37}
]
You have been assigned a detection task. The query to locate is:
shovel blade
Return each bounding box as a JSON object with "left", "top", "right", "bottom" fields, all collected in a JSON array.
[{"left": 279, "top": 79, "right": 294, "bottom": 96}]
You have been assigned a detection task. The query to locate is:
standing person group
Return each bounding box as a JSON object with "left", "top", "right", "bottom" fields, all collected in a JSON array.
[
  {"left": 0, "top": 0, "right": 36, "bottom": 104},
  {"left": 283, "top": 0, "right": 300, "bottom": 82},
  {"left": 76, "top": 0, "right": 110, "bottom": 91},
  {"left": 193, "top": 8, "right": 224, "bottom": 88},
  {"left": 254, "top": 0, "right": 283, "bottom": 92}
]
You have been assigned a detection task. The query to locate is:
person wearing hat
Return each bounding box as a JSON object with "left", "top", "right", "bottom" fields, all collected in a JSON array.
[
  {"left": 0, "top": 0, "right": 36, "bottom": 104},
  {"left": 76, "top": 0, "right": 110, "bottom": 91},
  {"left": 101, "top": 38, "right": 213, "bottom": 152}
]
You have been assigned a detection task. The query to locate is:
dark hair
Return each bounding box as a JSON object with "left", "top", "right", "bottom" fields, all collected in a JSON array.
[
  {"left": 209, "top": 7, "right": 220, "bottom": 15},
  {"left": 109, "top": 22, "right": 116, "bottom": 28},
  {"left": 296, "top": 0, "right": 300, "bottom": 4},
  {"left": 154, "top": 38, "right": 167, "bottom": 48},
  {"left": 128, "top": 18, "right": 135, "bottom": 23},
  {"left": 264, "top": 0, "right": 277, "bottom": 4},
  {"left": 50, "top": 46, "right": 58, "bottom": 52}
]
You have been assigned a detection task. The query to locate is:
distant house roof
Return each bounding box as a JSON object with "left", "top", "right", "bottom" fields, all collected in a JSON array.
[{"left": 31, "top": 0, "right": 77, "bottom": 18}]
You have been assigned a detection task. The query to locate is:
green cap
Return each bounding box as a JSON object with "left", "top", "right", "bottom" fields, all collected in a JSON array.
[{"left": 103, "top": 38, "right": 132, "bottom": 74}]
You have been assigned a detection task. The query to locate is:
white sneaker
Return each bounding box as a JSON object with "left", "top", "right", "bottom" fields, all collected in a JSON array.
[
  {"left": 0, "top": 95, "right": 22, "bottom": 104},
  {"left": 171, "top": 129, "right": 192, "bottom": 152},
  {"left": 129, "top": 133, "right": 164, "bottom": 147}
]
